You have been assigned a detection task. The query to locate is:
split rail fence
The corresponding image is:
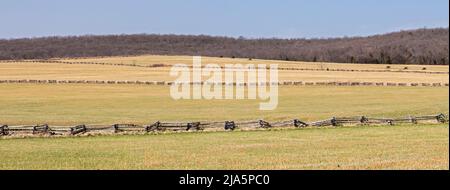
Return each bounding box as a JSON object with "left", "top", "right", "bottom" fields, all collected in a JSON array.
[
  {"left": 0, "top": 79, "right": 448, "bottom": 87},
  {"left": 1, "top": 59, "right": 448, "bottom": 75},
  {"left": 1, "top": 114, "right": 447, "bottom": 137}
]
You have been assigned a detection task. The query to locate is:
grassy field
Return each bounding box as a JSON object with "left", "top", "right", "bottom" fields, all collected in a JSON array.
[
  {"left": 1, "top": 57, "right": 448, "bottom": 83},
  {"left": 0, "top": 124, "right": 448, "bottom": 170},
  {"left": 0, "top": 84, "right": 447, "bottom": 125},
  {"left": 0, "top": 55, "right": 448, "bottom": 170},
  {"left": 59, "top": 55, "right": 450, "bottom": 72}
]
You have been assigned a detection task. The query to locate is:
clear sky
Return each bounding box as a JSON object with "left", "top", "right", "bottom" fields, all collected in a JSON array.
[{"left": 0, "top": 0, "right": 448, "bottom": 39}]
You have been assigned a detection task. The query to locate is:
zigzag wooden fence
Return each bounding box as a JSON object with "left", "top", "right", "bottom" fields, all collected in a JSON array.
[
  {"left": 1, "top": 60, "right": 448, "bottom": 75},
  {"left": 0, "top": 79, "right": 448, "bottom": 87},
  {"left": 1, "top": 114, "right": 447, "bottom": 137}
]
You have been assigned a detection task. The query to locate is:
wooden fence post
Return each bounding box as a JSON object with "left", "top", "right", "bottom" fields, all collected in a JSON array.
[
  {"left": 112, "top": 124, "right": 120, "bottom": 133},
  {"left": 386, "top": 119, "right": 394, "bottom": 126},
  {"left": 409, "top": 116, "right": 418, "bottom": 124},
  {"left": 224, "top": 121, "right": 236, "bottom": 131},
  {"left": 293, "top": 119, "right": 308, "bottom": 128},
  {"left": 331, "top": 117, "right": 338, "bottom": 127},
  {"left": 186, "top": 122, "right": 202, "bottom": 131},
  {"left": 32, "top": 124, "right": 53, "bottom": 135},
  {"left": 436, "top": 114, "right": 447, "bottom": 123},
  {"left": 145, "top": 121, "right": 162, "bottom": 132},
  {"left": 70, "top": 125, "right": 87, "bottom": 135},
  {"left": 0, "top": 125, "right": 9, "bottom": 136},
  {"left": 360, "top": 116, "right": 369, "bottom": 124},
  {"left": 259, "top": 120, "right": 272, "bottom": 128}
]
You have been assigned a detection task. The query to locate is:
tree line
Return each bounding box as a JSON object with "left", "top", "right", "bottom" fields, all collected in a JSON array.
[{"left": 0, "top": 28, "right": 448, "bottom": 65}]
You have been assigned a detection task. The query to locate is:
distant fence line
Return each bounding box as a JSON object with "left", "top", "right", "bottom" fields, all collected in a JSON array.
[
  {"left": 0, "top": 79, "right": 448, "bottom": 87},
  {"left": 1, "top": 114, "right": 448, "bottom": 137},
  {"left": 1, "top": 60, "right": 448, "bottom": 75},
  {"left": 0, "top": 59, "right": 168, "bottom": 68}
]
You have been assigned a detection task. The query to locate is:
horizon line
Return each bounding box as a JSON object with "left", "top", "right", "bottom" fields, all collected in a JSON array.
[{"left": 1, "top": 27, "right": 448, "bottom": 41}]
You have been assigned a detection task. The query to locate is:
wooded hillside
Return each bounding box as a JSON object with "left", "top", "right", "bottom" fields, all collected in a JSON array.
[{"left": 0, "top": 28, "right": 448, "bottom": 65}]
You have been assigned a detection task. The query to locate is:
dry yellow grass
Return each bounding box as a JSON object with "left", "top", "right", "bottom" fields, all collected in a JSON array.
[
  {"left": 0, "top": 62, "right": 448, "bottom": 83},
  {"left": 0, "top": 55, "right": 448, "bottom": 170},
  {"left": 0, "top": 125, "right": 448, "bottom": 170},
  {"left": 0, "top": 84, "right": 447, "bottom": 125},
  {"left": 59, "top": 55, "right": 450, "bottom": 72}
]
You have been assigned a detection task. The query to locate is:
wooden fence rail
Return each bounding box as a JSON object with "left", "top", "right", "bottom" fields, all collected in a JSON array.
[
  {"left": 70, "top": 125, "right": 87, "bottom": 135},
  {"left": 1, "top": 79, "right": 448, "bottom": 87},
  {"left": 1, "top": 114, "right": 447, "bottom": 137},
  {"left": 1, "top": 60, "right": 448, "bottom": 75}
]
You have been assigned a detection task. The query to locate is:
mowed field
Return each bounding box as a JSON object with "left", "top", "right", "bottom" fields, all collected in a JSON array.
[
  {"left": 0, "top": 55, "right": 448, "bottom": 83},
  {"left": 0, "top": 84, "right": 448, "bottom": 125},
  {"left": 58, "top": 55, "right": 450, "bottom": 72},
  {"left": 0, "top": 125, "right": 448, "bottom": 169},
  {"left": 0, "top": 55, "right": 448, "bottom": 170}
]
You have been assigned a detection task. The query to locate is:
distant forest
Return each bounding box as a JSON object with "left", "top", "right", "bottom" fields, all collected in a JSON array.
[{"left": 0, "top": 28, "right": 448, "bottom": 65}]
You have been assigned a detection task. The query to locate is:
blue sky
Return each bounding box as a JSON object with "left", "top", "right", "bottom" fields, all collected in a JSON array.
[{"left": 0, "top": 0, "right": 448, "bottom": 39}]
